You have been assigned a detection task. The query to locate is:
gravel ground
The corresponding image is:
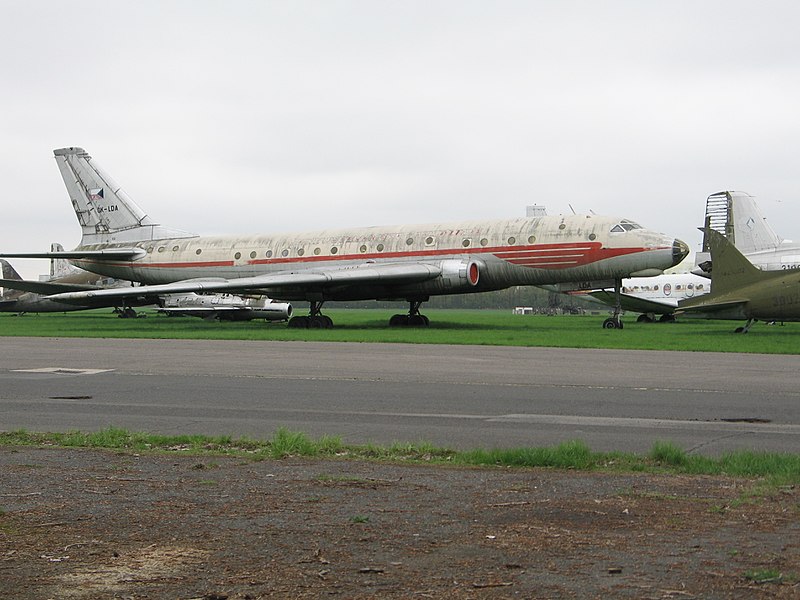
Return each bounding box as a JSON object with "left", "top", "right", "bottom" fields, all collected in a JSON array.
[{"left": 1, "top": 447, "right": 798, "bottom": 599}]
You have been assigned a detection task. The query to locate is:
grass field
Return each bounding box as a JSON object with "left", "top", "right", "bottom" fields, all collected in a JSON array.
[
  {"left": 0, "top": 308, "right": 797, "bottom": 353},
  {"left": 2, "top": 427, "right": 799, "bottom": 485}
]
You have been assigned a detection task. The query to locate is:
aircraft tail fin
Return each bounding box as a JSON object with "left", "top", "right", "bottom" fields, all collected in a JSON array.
[
  {"left": 706, "top": 228, "right": 769, "bottom": 295},
  {"left": 702, "top": 191, "right": 783, "bottom": 255},
  {"left": 0, "top": 259, "right": 22, "bottom": 300},
  {"left": 1, "top": 259, "right": 22, "bottom": 281},
  {"left": 49, "top": 243, "right": 74, "bottom": 279},
  {"left": 53, "top": 147, "right": 197, "bottom": 246}
]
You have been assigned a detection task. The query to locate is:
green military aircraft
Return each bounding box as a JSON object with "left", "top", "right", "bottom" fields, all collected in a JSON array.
[{"left": 677, "top": 229, "right": 800, "bottom": 333}]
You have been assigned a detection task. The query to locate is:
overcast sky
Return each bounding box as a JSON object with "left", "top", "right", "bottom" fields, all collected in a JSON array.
[{"left": 3, "top": 1, "right": 799, "bottom": 279}]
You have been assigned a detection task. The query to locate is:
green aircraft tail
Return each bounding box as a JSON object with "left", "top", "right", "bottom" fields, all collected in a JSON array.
[{"left": 706, "top": 228, "right": 770, "bottom": 295}]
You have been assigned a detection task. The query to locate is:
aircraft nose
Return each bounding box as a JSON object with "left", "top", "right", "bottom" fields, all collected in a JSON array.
[{"left": 672, "top": 238, "right": 690, "bottom": 266}]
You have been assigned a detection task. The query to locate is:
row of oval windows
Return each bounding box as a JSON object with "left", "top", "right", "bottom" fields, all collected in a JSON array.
[
  {"left": 623, "top": 283, "right": 706, "bottom": 292},
  {"left": 145, "top": 232, "right": 590, "bottom": 258}
]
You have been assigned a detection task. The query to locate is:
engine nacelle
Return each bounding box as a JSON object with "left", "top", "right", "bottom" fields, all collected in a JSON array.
[
  {"left": 256, "top": 301, "right": 293, "bottom": 321},
  {"left": 419, "top": 258, "right": 482, "bottom": 295}
]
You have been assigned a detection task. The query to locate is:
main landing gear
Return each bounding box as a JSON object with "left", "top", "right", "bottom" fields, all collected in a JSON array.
[
  {"left": 734, "top": 318, "right": 756, "bottom": 334},
  {"left": 389, "top": 300, "right": 430, "bottom": 327},
  {"left": 601, "top": 278, "right": 624, "bottom": 329},
  {"left": 114, "top": 305, "right": 138, "bottom": 319},
  {"left": 288, "top": 301, "right": 333, "bottom": 329}
]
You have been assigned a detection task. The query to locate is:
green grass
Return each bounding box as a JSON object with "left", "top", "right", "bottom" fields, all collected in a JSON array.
[
  {"left": 3, "top": 427, "right": 800, "bottom": 486},
  {"left": 1, "top": 308, "right": 798, "bottom": 353},
  {"left": 744, "top": 569, "right": 790, "bottom": 584}
]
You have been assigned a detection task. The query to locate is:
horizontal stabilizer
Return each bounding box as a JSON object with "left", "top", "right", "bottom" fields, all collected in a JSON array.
[
  {"left": 0, "top": 278, "right": 109, "bottom": 295},
  {"left": 0, "top": 248, "right": 147, "bottom": 261},
  {"left": 675, "top": 298, "right": 748, "bottom": 315}
]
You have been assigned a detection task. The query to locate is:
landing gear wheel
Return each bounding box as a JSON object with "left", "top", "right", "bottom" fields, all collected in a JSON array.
[
  {"left": 288, "top": 315, "right": 310, "bottom": 328},
  {"left": 309, "top": 315, "right": 333, "bottom": 329},
  {"left": 408, "top": 314, "right": 428, "bottom": 327},
  {"left": 636, "top": 314, "right": 654, "bottom": 323},
  {"left": 389, "top": 300, "right": 430, "bottom": 327},
  {"left": 389, "top": 314, "right": 408, "bottom": 327},
  {"left": 658, "top": 314, "right": 676, "bottom": 323},
  {"left": 291, "top": 301, "right": 333, "bottom": 328},
  {"left": 602, "top": 317, "right": 623, "bottom": 329}
]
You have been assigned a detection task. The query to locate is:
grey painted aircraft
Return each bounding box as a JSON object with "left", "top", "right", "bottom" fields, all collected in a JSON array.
[
  {"left": 0, "top": 255, "right": 147, "bottom": 316},
  {"left": 677, "top": 229, "right": 800, "bottom": 332},
  {"left": 1, "top": 147, "right": 689, "bottom": 328},
  {"left": 157, "top": 293, "right": 292, "bottom": 321}
]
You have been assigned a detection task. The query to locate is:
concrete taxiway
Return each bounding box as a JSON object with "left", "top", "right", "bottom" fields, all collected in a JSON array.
[{"left": 1, "top": 338, "right": 799, "bottom": 455}]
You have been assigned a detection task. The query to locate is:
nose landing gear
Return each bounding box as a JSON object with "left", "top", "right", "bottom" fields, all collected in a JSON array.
[{"left": 601, "top": 279, "right": 624, "bottom": 329}]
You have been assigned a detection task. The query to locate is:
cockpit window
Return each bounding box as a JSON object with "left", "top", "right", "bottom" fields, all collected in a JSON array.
[
  {"left": 610, "top": 220, "right": 643, "bottom": 233},
  {"left": 620, "top": 220, "right": 642, "bottom": 230}
]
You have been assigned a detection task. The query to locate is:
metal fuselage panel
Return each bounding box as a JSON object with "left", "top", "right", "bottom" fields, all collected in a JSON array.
[
  {"left": 70, "top": 215, "right": 678, "bottom": 302},
  {"left": 730, "top": 277, "right": 800, "bottom": 321}
]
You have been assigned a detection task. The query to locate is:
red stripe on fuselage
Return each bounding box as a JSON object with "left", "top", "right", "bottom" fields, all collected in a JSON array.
[{"left": 74, "top": 243, "right": 667, "bottom": 271}]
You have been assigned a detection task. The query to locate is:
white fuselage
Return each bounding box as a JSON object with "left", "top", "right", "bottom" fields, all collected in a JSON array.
[
  {"left": 72, "top": 214, "right": 683, "bottom": 302},
  {"left": 617, "top": 273, "right": 710, "bottom": 308}
]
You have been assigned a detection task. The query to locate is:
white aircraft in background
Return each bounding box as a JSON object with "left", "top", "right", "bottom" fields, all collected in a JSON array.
[
  {"left": 580, "top": 271, "right": 710, "bottom": 322},
  {"left": 158, "top": 293, "right": 292, "bottom": 322},
  {"left": 1, "top": 147, "right": 688, "bottom": 329},
  {"left": 695, "top": 190, "right": 800, "bottom": 273}
]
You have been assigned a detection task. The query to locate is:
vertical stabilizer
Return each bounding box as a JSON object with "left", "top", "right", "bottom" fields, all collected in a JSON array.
[
  {"left": 1, "top": 259, "right": 22, "bottom": 299},
  {"left": 49, "top": 243, "right": 73, "bottom": 278},
  {"left": 1, "top": 259, "right": 22, "bottom": 281},
  {"left": 702, "top": 191, "right": 782, "bottom": 254},
  {"left": 706, "top": 228, "right": 765, "bottom": 295},
  {"left": 53, "top": 147, "right": 197, "bottom": 245}
]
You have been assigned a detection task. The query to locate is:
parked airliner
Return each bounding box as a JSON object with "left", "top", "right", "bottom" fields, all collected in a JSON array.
[{"left": 1, "top": 147, "right": 688, "bottom": 328}]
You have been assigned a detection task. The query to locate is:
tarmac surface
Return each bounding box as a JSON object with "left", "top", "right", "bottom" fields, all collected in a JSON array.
[{"left": 2, "top": 337, "right": 800, "bottom": 455}]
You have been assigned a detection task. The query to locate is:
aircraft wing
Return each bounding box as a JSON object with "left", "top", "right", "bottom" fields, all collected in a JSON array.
[
  {"left": 587, "top": 290, "right": 679, "bottom": 315},
  {"left": 45, "top": 262, "right": 443, "bottom": 304},
  {"left": 675, "top": 298, "right": 749, "bottom": 315},
  {"left": 0, "top": 248, "right": 146, "bottom": 260},
  {"left": 0, "top": 278, "right": 112, "bottom": 295}
]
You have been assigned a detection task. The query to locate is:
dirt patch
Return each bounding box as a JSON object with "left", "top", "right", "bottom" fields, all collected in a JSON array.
[{"left": 1, "top": 447, "right": 798, "bottom": 599}]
